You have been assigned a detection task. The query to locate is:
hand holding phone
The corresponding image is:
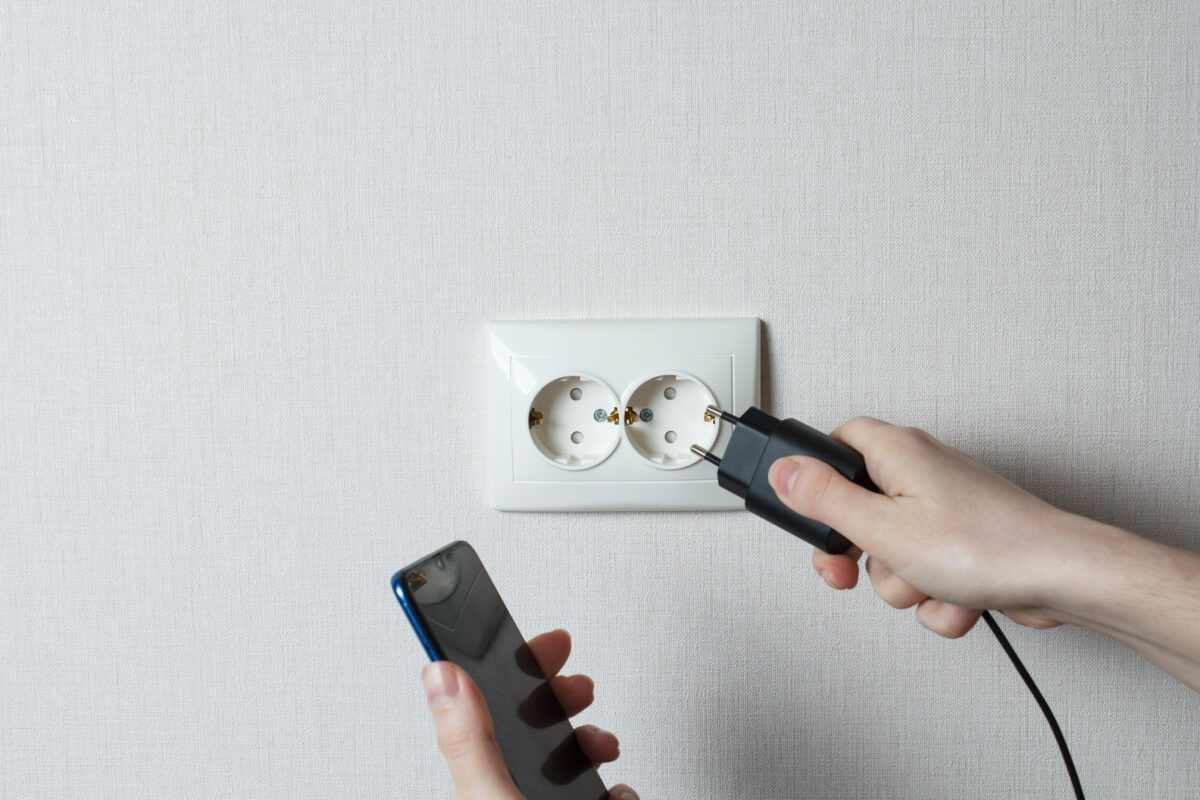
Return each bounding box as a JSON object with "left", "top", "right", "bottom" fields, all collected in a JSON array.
[
  {"left": 395, "top": 542, "right": 638, "bottom": 800},
  {"left": 420, "top": 633, "right": 637, "bottom": 800}
]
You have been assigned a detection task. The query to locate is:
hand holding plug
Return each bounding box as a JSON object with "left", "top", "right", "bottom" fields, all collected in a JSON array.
[
  {"left": 696, "top": 407, "right": 1082, "bottom": 637},
  {"left": 696, "top": 408, "right": 1094, "bottom": 797},
  {"left": 762, "top": 415, "right": 1081, "bottom": 636}
]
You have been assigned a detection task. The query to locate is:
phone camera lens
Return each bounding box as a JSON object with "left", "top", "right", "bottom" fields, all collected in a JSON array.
[{"left": 410, "top": 553, "right": 460, "bottom": 604}]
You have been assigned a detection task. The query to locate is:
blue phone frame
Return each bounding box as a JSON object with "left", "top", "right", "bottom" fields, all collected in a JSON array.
[{"left": 392, "top": 570, "right": 441, "bottom": 662}]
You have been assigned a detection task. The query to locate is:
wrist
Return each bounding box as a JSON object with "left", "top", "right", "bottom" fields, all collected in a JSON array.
[
  {"left": 1042, "top": 513, "right": 1188, "bottom": 634},
  {"left": 1039, "top": 514, "right": 1200, "bottom": 690}
]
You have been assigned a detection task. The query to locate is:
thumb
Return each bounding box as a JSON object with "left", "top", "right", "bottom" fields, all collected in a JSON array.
[
  {"left": 422, "top": 661, "right": 521, "bottom": 799},
  {"left": 768, "top": 455, "right": 886, "bottom": 549}
]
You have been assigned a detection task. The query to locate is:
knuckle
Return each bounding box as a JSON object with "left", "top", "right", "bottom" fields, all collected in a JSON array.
[
  {"left": 903, "top": 425, "right": 938, "bottom": 448},
  {"left": 918, "top": 603, "right": 982, "bottom": 638},
  {"left": 875, "top": 429, "right": 907, "bottom": 454},
  {"left": 835, "top": 416, "right": 877, "bottom": 444},
  {"left": 876, "top": 573, "right": 921, "bottom": 609},
  {"left": 878, "top": 425, "right": 930, "bottom": 456},
  {"left": 920, "top": 612, "right": 966, "bottom": 638},
  {"left": 938, "top": 623, "right": 972, "bottom": 639},
  {"left": 436, "top": 725, "right": 489, "bottom": 763},
  {"left": 864, "top": 555, "right": 888, "bottom": 579},
  {"left": 841, "top": 415, "right": 874, "bottom": 432}
]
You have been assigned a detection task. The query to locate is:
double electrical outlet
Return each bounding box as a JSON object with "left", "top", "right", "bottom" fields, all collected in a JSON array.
[
  {"left": 487, "top": 319, "right": 760, "bottom": 511},
  {"left": 527, "top": 370, "right": 720, "bottom": 470}
]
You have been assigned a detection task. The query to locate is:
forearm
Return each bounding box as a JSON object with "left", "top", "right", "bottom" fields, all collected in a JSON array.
[{"left": 1048, "top": 515, "right": 1200, "bottom": 692}]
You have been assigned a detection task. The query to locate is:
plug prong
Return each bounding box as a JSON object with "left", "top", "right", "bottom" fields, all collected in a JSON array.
[
  {"left": 705, "top": 405, "right": 739, "bottom": 425},
  {"left": 691, "top": 444, "right": 722, "bottom": 467}
]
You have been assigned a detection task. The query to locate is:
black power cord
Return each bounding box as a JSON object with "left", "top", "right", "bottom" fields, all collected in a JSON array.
[
  {"left": 980, "top": 610, "right": 1085, "bottom": 800},
  {"left": 695, "top": 405, "right": 1087, "bottom": 799}
]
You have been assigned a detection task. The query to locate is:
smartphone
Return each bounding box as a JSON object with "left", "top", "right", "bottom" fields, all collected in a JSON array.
[{"left": 393, "top": 541, "right": 608, "bottom": 800}]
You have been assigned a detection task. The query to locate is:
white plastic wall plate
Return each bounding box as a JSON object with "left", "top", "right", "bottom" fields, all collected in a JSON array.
[{"left": 486, "top": 318, "right": 760, "bottom": 511}]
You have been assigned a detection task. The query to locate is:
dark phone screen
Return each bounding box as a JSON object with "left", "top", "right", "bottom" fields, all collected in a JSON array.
[{"left": 398, "top": 542, "right": 607, "bottom": 800}]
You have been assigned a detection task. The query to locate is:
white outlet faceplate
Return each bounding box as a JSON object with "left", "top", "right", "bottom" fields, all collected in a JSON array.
[{"left": 487, "top": 319, "right": 760, "bottom": 511}]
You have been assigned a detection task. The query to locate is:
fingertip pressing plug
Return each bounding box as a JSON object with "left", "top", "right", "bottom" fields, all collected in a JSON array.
[{"left": 693, "top": 405, "right": 876, "bottom": 554}]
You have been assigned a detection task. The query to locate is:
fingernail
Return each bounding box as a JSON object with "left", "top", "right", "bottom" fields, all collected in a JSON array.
[
  {"left": 616, "top": 790, "right": 638, "bottom": 800},
  {"left": 819, "top": 568, "right": 836, "bottom": 589},
  {"left": 422, "top": 661, "right": 459, "bottom": 709},
  {"left": 769, "top": 458, "right": 800, "bottom": 495}
]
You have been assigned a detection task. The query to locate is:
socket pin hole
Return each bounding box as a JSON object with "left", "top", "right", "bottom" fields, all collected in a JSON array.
[
  {"left": 623, "top": 372, "right": 717, "bottom": 469},
  {"left": 529, "top": 375, "right": 620, "bottom": 470}
]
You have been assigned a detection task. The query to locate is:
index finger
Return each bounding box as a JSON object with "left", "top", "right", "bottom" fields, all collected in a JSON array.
[{"left": 829, "top": 416, "right": 895, "bottom": 451}]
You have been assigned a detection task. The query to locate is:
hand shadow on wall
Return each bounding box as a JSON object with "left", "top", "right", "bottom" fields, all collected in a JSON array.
[
  {"left": 758, "top": 320, "right": 1195, "bottom": 552},
  {"left": 955, "top": 434, "right": 1197, "bottom": 552}
]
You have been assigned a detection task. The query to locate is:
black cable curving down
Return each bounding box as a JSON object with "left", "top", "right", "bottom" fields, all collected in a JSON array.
[{"left": 980, "top": 610, "right": 1085, "bottom": 800}]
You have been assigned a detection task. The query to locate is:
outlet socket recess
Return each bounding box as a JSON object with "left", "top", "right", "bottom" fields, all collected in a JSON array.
[{"left": 487, "top": 319, "right": 760, "bottom": 511}]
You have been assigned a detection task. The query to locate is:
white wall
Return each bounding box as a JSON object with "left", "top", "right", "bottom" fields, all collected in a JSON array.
[{"left": 2, "top": 2, "right": 1198, "bottom": 797}]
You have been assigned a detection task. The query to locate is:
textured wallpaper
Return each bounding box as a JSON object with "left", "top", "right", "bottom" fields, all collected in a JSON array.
[{"left": 2, "top": 2, "right": 1198, "bottom": 798}]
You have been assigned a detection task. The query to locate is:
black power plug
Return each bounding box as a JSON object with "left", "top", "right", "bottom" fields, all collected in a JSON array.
[{"left": 692, "top": 405, "right": 877, "bottom": 554}]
